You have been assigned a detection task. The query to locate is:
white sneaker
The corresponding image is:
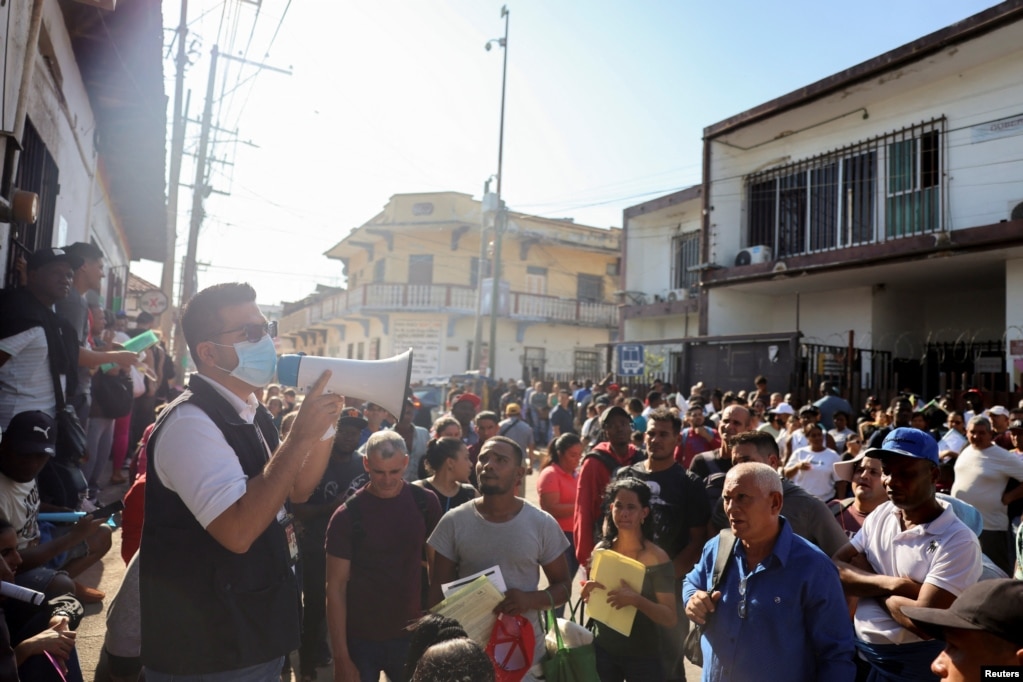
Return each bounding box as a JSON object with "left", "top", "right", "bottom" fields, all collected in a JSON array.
[{"left": 80, "top": 498, "right": 99, "bottom": 513}]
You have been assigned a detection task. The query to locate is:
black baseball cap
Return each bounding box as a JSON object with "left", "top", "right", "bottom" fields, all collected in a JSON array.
[
  {"left": 903, "top": 579, "right": 1023, "bottom": 647},
  {"left": 26, "top": 247, "right": 82, "bottom": 272},
  {"left": 2, "top": 411, "right": 57, "bottom": 456},
  {"left": 338, "top": 415, "right": 368, "bottom": 430},
  {"left": 599, "top": 405, "right": 630, "bottom": 426}
]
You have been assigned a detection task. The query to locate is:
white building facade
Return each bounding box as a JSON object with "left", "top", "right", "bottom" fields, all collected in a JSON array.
[{"left": 621, "top": 3, "right": 1023, "bottom": 401}]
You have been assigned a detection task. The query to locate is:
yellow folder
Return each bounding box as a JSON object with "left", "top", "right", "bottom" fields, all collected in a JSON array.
[{"left": 588, "top": 549, "right": 647, "bottom": 637}]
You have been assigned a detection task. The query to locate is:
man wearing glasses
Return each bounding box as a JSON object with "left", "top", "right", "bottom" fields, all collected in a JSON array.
[
  {"left": 684, "top": 462, "right": 855, "bottom": 682},
  {"left": 139, "top": 282, "right": 345, "bottom": 681}
]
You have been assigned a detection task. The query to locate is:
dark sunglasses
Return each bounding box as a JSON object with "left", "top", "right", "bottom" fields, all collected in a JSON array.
[{"left": 209, "top": 320, "right": 277, "bottom": 344}]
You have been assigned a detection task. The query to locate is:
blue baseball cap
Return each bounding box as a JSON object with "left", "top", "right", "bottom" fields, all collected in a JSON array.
[{"left": 869, "top": 427, "right": 939, "bottom": 465}]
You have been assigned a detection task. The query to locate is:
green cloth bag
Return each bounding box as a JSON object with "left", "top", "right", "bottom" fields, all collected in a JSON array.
[{"left": 541, "top": 608, "right": 598, "bottom": 682}]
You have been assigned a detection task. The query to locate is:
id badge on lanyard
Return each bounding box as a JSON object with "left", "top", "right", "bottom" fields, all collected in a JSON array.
[
  {"left": 257, "top": 424, "right": 299, "bottom": 567},
  {"left": 278, "top": 509, "right": 299, "bottom": 567}
]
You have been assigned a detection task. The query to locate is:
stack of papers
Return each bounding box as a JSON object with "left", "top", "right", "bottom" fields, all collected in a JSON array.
[{"left": 431, "top": 567, "right": 506, "bottom": 645}]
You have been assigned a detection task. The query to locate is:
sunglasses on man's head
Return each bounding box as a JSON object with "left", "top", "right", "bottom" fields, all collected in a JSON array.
[{"left": 209, "top": 320, "right": 277, "bottom": 344}]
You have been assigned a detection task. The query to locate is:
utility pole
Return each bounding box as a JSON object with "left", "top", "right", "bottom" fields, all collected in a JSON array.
[
  {"left": 174, "top": 45, "right": 292, "bottom": 376},
  {"left": 174, "top": 45, "right": 219, "bottom": 376},
  {"left": 472, "top": 178, "right": 495, "bottom": 373},
  {"left": 163, "top": 0, "right": 188, "bottom": 375}
]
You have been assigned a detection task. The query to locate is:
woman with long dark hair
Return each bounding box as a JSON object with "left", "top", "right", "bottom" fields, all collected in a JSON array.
[
  {"left": 536, "top": 433, "right": 583, "bottom": 583},
  {"left": 414, "top": 437, "right": 477, "bottom": 513},
  {"left": 581, "top": 478, "right": 676, "bottom": 682}
]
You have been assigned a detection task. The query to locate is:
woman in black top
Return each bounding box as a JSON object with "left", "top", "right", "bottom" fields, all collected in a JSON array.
[
  {"left": 414, "top": 437, "right": 478, "bottom": 513},
  {"left": 581, "top": 478, "right": 677, "bottom": 682}
]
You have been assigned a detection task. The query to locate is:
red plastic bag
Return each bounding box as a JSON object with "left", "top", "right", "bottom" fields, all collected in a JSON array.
[{"left": 486, "top": 613, "right": 535, "bottom": 682}]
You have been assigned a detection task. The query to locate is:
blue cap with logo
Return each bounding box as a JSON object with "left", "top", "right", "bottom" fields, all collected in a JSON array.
[{"left": 869, "top": 427, "right": 939, "bottom": 465}]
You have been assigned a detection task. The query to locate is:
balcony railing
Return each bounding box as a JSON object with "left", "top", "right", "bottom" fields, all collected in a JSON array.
[{"left": 279, "top": 283, "right": 617, "bottom": 334}]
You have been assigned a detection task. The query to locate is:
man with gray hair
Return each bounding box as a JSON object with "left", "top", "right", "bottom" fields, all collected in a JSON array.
[
  {"left": 952, "top": 415, "right": 1023, "bottom": 574},
  {"left": 684, "top": 462, "right": 855, "bottom": 681},
  {"left": 325, "top": 430, "right": 442, "bottom": 682}
]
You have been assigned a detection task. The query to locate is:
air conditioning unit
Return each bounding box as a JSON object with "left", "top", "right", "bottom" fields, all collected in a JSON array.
[
  {"left": 664, "top": 288, "right": 687, "bottom": 302},
  {"left": 735, "top": 245, "right": 773, "bottom": 266},
  {"left": 1011, "top": 200, "right": 1023, "bottom": 221}
]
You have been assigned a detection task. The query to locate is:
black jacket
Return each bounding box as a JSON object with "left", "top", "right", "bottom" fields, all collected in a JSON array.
[{"left": 140, "top": 375, "right": 299, "bottom": 674}]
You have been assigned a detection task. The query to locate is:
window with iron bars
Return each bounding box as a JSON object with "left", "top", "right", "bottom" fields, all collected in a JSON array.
[
  {"left": 746, "top": 118, "right": 944, "bottom": 258},
  {"left": 573, "top": 350, "right": 600, "bottom": 379},
  {"left": 671, "top": 232, "right": 700, "bottom": 292}
]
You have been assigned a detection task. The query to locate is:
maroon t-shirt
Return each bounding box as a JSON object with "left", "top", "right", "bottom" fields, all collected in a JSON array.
[
  {"left": 325, "top": 482, "right": 442, "bottom": 640},
  {"left": 830, "top": 499, "right": 871, "bottom": 538}
]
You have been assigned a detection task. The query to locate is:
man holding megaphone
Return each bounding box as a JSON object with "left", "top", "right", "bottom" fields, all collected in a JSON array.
[{"left": 138, "top": 282, "right": 345, "bottom": 681}]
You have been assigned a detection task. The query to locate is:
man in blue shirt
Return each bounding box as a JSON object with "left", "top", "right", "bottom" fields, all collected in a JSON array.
[
  {"left": 813, "top": 381, "right": 854, "bottom": 431},
  {"left": 683, "top": 462, "right": 855, "bottom": 682}
]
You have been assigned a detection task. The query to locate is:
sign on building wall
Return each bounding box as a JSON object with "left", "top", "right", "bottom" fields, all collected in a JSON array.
[
  {"left": 971, "top": 113, "right": 1023, "bottom": 144},
  {"left": 393, "top": 319, "right": 443, "bottom": 382}
]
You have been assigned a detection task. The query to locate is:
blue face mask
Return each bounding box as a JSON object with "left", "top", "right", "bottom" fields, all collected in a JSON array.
[{"left": 213, "top": 333, "right": 278, "bottom": 387}]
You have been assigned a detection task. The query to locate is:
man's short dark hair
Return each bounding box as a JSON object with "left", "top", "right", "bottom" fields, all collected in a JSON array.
[
  {"left": 834, "top": 410, "right": 850, "bottom": 421},
  {"left": 647, "top": 406, "right": 681, "bottom": 434},
  {"left": 484, "top": 435, "right": 524, "bottom": 465},
  {"left": 755, "top": 375, "right": 767, "bottom": 386},
  {"left": 181, "top": 282, "right": 257, "bottom": 365},
  {"left": 729, "top": 430, "right": 780, "bottom": 460},
  {"left": 890, "top": 397, "right": 912, "bottom": 411},
  {"left": 475, "top": 411, "right": 499, "bottom": 425},
  {"left": 646, "top": 391, "right": 662, "bottom": 403},
  {"left": 63, "top": 241, "right": 104, "bottom": 264}
]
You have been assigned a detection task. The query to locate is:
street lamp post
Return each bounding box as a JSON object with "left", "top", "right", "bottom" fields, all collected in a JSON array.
[
  {"left": 485, "top": 5, "right": 509, "bottom": 379},
  {"left": 471, "top": 177, "right": 495, "bottom": 373}
]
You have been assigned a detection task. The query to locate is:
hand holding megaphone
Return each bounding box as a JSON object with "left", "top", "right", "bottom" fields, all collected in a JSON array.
[{"left": 288, "top": 370, "right": 346, "bottom": 444}]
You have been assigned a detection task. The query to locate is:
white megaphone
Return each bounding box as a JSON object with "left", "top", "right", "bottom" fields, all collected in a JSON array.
[{"left": 276, "top": 349, "right": 414, "bottom": 419}]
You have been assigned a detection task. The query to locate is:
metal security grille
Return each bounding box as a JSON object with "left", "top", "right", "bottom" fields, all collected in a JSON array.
[
  {"left": 746, "top": 117, "right": 945, "bottom": 258},
  {"left": 573, "top": 350, "right": 599, "bottom": 379},
  {"left": 6, "top": 118, "right": 59, "bottom": 288},
  {"left": 672, "top": 232, "right": 700, "bottom": 291}
]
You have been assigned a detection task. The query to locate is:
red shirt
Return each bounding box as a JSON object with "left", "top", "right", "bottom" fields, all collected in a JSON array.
[
  {"left": 572, "top": 441, "right": 638, "bottom": 568},
  {"left": 536, "top": 464, "right": 576, "bottom": 532},
  {"left": 121, "top": 473, "right": 146, "bottom": 564},
  {"left": 676, "top": 426, "right": 721, "bottom": 470}
]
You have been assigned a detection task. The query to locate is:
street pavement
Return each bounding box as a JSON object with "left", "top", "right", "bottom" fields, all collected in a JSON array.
[{"left": 76, "top": 449, "right": 701, "bottom": 680}]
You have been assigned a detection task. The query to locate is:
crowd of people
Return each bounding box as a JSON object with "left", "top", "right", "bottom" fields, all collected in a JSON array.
[
  {"left": 0, "top": 245, "right": 181, "bottom": 680},
  {"left": 1, "top": 261, "right": 1023, "bottom": 682}
]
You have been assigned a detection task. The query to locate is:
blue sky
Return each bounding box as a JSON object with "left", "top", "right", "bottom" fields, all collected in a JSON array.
[{"left": 136, "top": 0, "right": 1002, "bottom": 305}]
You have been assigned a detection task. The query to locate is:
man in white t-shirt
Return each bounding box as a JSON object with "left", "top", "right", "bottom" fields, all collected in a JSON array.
[
  {"left": 783, "top": 424, "right": 845, "bottom": 502},
  {"left": 0, "top": 410, "right": 110, "bottom": 597},
  {"left": 429, "top": 436, "right": 571, "bottom": 681},
  {"left": 833, "top": 427, "right": 982, "bottom": 681},
  {"left": 0, "top": 248, "right": 136, "bottom": 431},
  {"left": 0, "top": 249, "right": 81, "bottom": 428},
  {"left": 951, "top": 415, "right": 1023, "bottom": 575}
]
